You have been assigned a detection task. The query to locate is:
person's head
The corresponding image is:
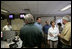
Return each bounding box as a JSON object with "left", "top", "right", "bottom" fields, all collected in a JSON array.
[
  {"left": 57, "top": 23, "right": 62, "bottom": 27},
  {"left": 36, "top": 17, "right": 41, "bottom": 23},
  {"left": 45, "top": 21, "right": 49, "bottom": 25},
  {"left": 7, "top": 22, "right": 10, "bottom": 26},
  {"left": 62, "top": 15, "right": 70, "bottom": 25},
  {"left": 24, "top": 14, "right": 34, "bottom": 24},
  {"left": 50, "top": 20, "right": 55, "bottom": 27}
]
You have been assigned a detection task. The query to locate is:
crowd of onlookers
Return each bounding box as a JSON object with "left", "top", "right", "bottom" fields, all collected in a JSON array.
[{"left": 1, "top": 14, "right": 71, "bottom": 48}]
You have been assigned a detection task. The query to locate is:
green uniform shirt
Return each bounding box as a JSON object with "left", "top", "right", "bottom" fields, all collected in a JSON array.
[{"left": 19, "top": 23, "right": 43, "bottom": 47}]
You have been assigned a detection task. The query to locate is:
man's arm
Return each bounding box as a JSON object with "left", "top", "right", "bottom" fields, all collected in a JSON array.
[
  {"left": 58, "top": 28, "right": 71, "bottom": 41},
  {"left": 63, "top": 28, "right": 71, "bottom": 41},
  {"left": 3, "top": 26, "right": 6, "bottom": 30}
]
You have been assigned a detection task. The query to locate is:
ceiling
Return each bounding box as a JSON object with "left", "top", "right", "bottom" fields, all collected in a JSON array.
[{"left": 1, "top": 1, "right": 71, "bottom": 16}]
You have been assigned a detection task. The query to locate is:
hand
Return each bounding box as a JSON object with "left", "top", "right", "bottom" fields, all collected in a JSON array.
[
  {"left": 58, "top": 33, "right": 64, "bottom": 39},
  {"left": 49, "top": 33, "right": 53, "bottom": 37},
  {"left": 58, "top": 33, "right": 61, "bottom": 37}
]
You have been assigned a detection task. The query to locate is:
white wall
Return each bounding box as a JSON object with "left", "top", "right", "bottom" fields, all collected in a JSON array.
[{"left": 41, "top": 16, "right": 54, "bottom": 26}]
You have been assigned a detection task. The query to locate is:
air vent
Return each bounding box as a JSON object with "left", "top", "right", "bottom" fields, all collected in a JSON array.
[
  {"left": 24, "top": 9, "right": 30, "bottom": 11},
  {"left": 23, "top": 9, "right": 31, "bottom": 14}
]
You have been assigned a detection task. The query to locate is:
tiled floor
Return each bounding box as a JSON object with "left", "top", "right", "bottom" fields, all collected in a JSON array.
[{"left": 1, "top": 41, "right": 9, "bottom": 48}]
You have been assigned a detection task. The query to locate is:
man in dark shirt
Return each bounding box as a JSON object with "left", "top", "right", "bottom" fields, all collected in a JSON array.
[
  {"left": 43, "top": 21, "right": 51, "bottom": 40},
  {"left": 19, "top": 14, "right": 43, "bottom": 48},
  {"left": 42, "top": 21, "right": 51, "bottom": 48}
]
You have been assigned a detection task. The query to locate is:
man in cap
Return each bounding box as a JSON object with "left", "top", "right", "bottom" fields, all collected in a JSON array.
[{"left": 58, "top": 15, "right": 71, "bottom": 48}]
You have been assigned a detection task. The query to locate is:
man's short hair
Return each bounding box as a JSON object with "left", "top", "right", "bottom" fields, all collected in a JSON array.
[
  {"left": 24, "top": 14, "right": 34, "bottom": 23},
  {"left": 36, "top": 17, "right": 41, "bottom": 20},
  {"left": 45, "top": 21, "right": 48, "bottom": 23},
  {"left": 50, "top": 20, "right": 55, "bottom": 25}
]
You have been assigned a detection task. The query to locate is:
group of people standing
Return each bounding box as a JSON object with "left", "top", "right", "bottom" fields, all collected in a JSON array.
[
  {"left": 1, "top": 14, "right": 71, "bottom": 48},
  {"left": 19, "top": 14, "right": 71, "bottom": 48}
]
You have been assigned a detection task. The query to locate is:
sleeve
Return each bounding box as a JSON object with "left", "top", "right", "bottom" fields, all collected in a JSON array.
[
  {"left": 63, "top": 27, "right": 71, "bottom": 41},
  {"left": 3, "top": 26, "right": 5, "bottom": 30},
  {"left": 60, "top": 25, "right": 71, "bottom": 41},
  {"left": 3, "top": 27, "right": 4, "bottom": 30},
  {"left": 47, "top": 28, "right": 50, "bottom": 38},
  {"left": 48, "top": 28, "right": 50, "bottom": 34}
]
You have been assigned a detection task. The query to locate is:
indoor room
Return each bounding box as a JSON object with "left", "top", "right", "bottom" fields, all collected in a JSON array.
[{"left": 1, "top": 1, "right": 71, "bottom": 48}]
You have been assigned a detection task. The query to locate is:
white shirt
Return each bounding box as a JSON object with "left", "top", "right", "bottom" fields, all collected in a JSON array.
[
  {"left": 47, "top": 25, "right": 59, "bottom": 41},
  {"left": 3, "top": 25, "right": 12, "bottom": 31}
]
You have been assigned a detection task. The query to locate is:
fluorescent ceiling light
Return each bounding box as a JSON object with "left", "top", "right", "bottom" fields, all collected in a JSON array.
[
  {"left": 60, "top": 4, "right": 71, "bottom": 11},
  {"left": 1, "top": 9, "right": 8, "bottom": 13}
]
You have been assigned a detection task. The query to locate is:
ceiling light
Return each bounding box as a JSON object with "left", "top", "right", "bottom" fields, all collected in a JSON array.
[
  {"left": 60, "top": 4, "right": 71, "bottom": 11},
  {"left": 1, "top": 9, "right": 8, "bottom": 13}
]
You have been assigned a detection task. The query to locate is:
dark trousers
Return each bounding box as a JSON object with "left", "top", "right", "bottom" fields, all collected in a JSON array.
[{"left": 61, "top": 43, "right": 71, "bottom": 48}]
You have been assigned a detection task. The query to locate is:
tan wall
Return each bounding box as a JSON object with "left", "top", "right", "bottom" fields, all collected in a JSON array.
[
  {"left": 11, "top": 19, "right": 24, "bottom": 31},
  {"left": 1, "top": 19, "right": 7, "bottom": 30},
  {"left": 41, "top": 16, "right": 54, "bottom": 26}
]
